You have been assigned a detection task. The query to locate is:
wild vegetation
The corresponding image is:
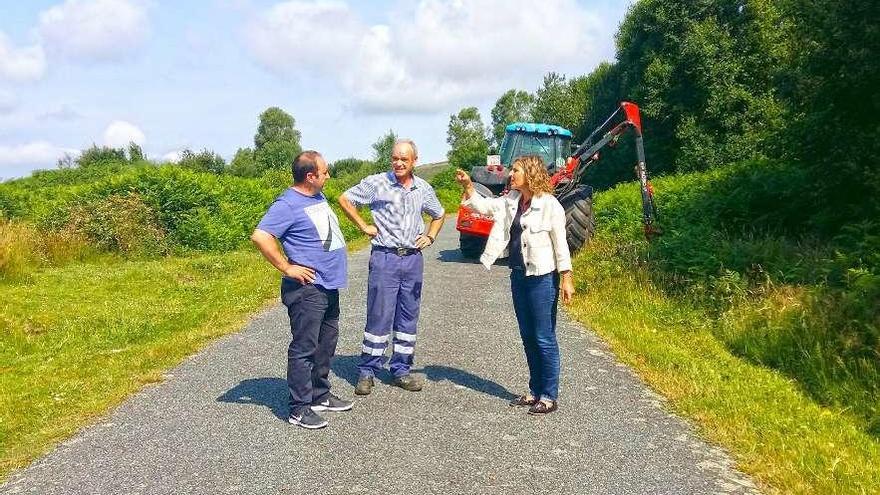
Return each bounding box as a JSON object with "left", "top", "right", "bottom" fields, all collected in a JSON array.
[{"left": 440, "top": 0, "right": 878, "bottom": 492}]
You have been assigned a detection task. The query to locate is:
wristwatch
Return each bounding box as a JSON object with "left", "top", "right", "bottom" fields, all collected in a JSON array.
[{"left": 426, "top": 234, "right": 435, "bottom": 244}]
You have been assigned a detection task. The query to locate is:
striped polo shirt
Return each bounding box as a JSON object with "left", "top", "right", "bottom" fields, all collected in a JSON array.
[{"left": 343, "top": 171, "right": 445, "bottom": 249}]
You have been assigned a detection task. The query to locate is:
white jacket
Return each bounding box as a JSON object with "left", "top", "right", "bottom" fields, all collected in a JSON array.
[{"left": 463, "top": 190, "right": 572, "bottom": 275}]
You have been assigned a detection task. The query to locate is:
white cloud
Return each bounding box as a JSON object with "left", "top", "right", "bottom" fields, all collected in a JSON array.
[
  {"left": 103, "top": 120, "right": 145, "bottom": 148},
  {"left": 38, "top": 0, "right": 150, "bottom": 62},
  {"left": 242, "top": 1, "right": 365, "bottom": 75},
  {"left": 38, "top": 103, "right": 83, "bottom": 121},
  {"left": 241, "top": 0, "right": 617, "bottom": 113},
  {"left": 0, "top": 32, "right": 47, "bottom": 82},
  {"left": 0, "top": 141, "right": 79, "bottom": 179},
  {"left": 397, "top": 0, "right": 607, "bottom": 79},
  {"left": 161, "top": 149, "right": 183, "bottom": 163}
]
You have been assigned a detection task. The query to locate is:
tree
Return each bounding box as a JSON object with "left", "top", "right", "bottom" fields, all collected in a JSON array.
[
  {"left": 490, "top": 90, "right": 534, "bottom": 151},
  {"left": 227, "top": 147, "right": 259, "bottom": 178},
  {"left": 127, "top": 142, "right": 145, "bottom": 162},
  {"left": 613, "top": 0, "right": 789, "bottom": 173},
  {"left": 371, "top": 130, "right": 397, "bottom": 174},
  {"left": 56, "top": 153, "right": 76, "bottom": 169},
  {"left": 177, "top": 149, "right": 227, "bottom": 174},
  {"left": 531, "top": 73, "right": 592, "bottom": 135},
  {"left": 779, "top": 0, "right": 880, "bottom": 227},
  {"left": 446, "top": 107, "right": 489, "bottom": 172},
  {"left": 332, "top": 157, "right": 372, "bottom": 177},
  {"left": 253, "top": 107, "right": 302, "bottom": 174},
  {"left": 76, "top": 144, "right": 126, "bottom": 168}
]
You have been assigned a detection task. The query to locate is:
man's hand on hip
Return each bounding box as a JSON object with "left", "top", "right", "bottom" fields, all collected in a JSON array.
[
  {"left": 414, "top": 234, "right": 434, "bottom": 250},
  {"left": 362, "top": 225, "right": 379, "bottom": 238},
  {"left": 284, "top": 264, "right": 316, "bottom": 284}
]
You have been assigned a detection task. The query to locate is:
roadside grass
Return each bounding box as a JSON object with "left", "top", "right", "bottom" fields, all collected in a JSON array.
[
  {"left": 566, "top": 158, "right": 880, "bottom": 495},
  {"left": 0, "top": 250, "right": 278, "bottom": 481},
  {"left": 568, "top": 238, "right": 880, "bottom": 494}
]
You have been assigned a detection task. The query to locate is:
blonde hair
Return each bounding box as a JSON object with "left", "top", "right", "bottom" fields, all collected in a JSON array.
[{"left": 514, "top": 155, "right": 554, "bottom": 195}]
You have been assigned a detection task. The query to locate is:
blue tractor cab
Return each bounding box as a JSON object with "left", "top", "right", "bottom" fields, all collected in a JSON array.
[
  {"left": 469, "top": 122, "right": 574, "bottom": 196},
  {"left": 499, "top": 122, "right": 573, "bottom": 172}
]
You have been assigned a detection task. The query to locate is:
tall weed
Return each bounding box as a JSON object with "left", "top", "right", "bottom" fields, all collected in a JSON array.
[
  {"left": 0, "top": 219, "right": 92, "bottom": 280},
  {"left": 592, "top": 159, "right": 880, "bottom": 435}
]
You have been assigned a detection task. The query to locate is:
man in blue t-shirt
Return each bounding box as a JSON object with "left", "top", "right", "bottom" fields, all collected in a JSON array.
[{"left": 251, "top": 150, "right": 352, "bottom": 430}]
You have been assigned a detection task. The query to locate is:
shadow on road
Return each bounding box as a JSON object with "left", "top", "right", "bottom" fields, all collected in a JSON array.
[
  {"left": 436, "top": 248, "right": 476, "bottom": 263},
  {"left": 216, "top": 358, "right": 516, "bottom": 420},
  {"left": 331, "top": 354, "right": 514, "bottom": 401},
  {"left": 216, "top": 377, "right": 288, "bottom": 422},
  {"left": 418, "top": 364, "right": 516, "bottom": 401},
  {"left": 436, "top": 248, "right": 508, "bottom": 266}
]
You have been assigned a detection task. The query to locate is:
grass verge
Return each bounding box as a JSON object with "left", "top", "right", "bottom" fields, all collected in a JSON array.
[
  {"left": 568, "top": 238, "right": 880, "bottom": 494},
  {"left": 0, "top": 250, "right": 277, "bottom": 481}
]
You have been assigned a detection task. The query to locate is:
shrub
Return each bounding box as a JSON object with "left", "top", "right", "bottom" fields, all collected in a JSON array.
[
  {"left": 429, "top": 165, "right": 462, "bottom": 213},
  {"left": 332, "top": 157, "right": 373, "bottom": 177},
  {"left": 177, "top": 149, "right": 227, "bottom": 174},
  {"left": 65, "top": 193, "right": 168, "bottom": 257},
  {"left": 77, "top": 145, "right": 127, "bottom": 168}
]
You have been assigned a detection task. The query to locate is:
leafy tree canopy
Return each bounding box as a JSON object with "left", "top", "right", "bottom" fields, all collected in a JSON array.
[
  {"left": 446, "top": 107, "right": 489, "bottom": 172},
  {"left": 253, "top": 107, "right": 302, "bottom": 174},
  {"left": 490, "top": 90, "right": 534, "bottom": 151}
]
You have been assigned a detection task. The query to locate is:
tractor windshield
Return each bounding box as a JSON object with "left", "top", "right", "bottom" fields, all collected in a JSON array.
[{"left": 499, "top": 131, "right": 569, "bottom": 172}]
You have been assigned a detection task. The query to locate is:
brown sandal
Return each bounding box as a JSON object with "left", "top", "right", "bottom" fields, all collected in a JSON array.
[
  {"left": 528, "top": 400, "right": 558, "bottom": 415},
  {"left": 509, "top": 395, "right": 538, "bottom": 407}
]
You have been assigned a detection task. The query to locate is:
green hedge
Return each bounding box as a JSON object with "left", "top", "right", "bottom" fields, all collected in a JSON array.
[{"left": 593, "top": 159, "right": 880, "bottom": 434}]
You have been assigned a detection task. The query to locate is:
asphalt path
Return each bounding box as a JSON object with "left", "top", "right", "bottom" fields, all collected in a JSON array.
[{"left": 2, "top": 221, "right": 759, "bottom": 494}]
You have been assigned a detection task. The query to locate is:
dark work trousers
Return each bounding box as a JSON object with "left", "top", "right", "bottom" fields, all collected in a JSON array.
[
  {"left": 358, "top": 248, "right": 424, "bottom": 378},
  {"left": 280, "top": 279, "right": 340, "bottom": 415}
]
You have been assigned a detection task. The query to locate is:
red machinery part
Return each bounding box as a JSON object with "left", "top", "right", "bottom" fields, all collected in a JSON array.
[
  {"left": 455, "top": 205, "right": 494, "bottom": 237},
  {"left": 621, "top": 101, "right": 642, "bottom": 135}
]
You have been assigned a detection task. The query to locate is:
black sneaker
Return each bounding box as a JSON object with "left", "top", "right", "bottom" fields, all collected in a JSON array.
[
  {"left": 288, "top": 408, "right": 328, "bottom": 429},
  {"left": 311, "top": 393, "right": 353, "bottom": 412},
  {"left": 392, "top": 374, "right": 423, "bottom": 392},
  {"left": 355, "top": 375, "right": 374, "bottom": 396}
]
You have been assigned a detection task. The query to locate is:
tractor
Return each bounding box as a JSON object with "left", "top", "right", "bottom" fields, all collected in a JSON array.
[{"left": 455, "top": 101, "right": 660, "bottom": 258}]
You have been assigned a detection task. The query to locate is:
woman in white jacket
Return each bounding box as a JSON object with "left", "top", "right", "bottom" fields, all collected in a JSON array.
[{"left": 455, "top": 155, "right": 575, "bottom": 415}]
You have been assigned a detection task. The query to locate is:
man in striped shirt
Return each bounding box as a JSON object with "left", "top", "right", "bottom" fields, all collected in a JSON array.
[{"left": 338, "top": 139, "right": 445, "bottom": 395}]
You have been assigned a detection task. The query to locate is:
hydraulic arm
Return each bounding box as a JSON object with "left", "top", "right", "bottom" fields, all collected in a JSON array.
[{"left": 551, "top": 101, "right": 661, "bottom": 239}]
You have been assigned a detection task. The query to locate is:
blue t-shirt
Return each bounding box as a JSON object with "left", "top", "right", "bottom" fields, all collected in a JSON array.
[{"left": 256, "top": 188, "right": 348, "bottom": 290}]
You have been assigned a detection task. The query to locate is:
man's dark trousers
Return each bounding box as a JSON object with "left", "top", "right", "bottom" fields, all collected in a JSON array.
[{"left": 281, "top": 278, "right": 340, "bottom": 415}]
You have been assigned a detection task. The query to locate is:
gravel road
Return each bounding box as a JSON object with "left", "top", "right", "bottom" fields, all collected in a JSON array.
[{"left": 1, "top": 220, "right": 759, "bottom": 494}]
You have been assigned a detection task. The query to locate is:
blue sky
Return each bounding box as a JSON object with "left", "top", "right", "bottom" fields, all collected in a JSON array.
[{"left": 0, "top": 0, "right": 631, "bottom": 180}]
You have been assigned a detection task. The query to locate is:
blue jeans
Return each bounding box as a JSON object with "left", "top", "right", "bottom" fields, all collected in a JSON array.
[
  {"left": 281, "top": 280, "right": 340, "bottom": 415},
  {"left": 510, "top": 270, "right": 560, "bottom": 401}
]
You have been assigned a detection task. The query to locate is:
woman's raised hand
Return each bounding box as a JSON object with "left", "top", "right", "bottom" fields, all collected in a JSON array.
[{"left": 454, "top": 168, "right": 472, "bottom": 188}]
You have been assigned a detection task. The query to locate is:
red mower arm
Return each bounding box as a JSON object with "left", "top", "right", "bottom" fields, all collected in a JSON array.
[{"left": 551, "top": 101, "right": 661, "bottom": 240}]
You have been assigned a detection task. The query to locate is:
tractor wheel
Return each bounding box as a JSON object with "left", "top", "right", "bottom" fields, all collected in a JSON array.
[
  {"left": 558, "top": 185, "right": 595, "bottom": 253},
  {"left": 459, "top": 232, "right": 487, "bottom": 259}
]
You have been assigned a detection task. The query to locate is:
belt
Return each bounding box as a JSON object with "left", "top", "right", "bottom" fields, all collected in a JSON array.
[{"left": 373, "top": 245, "right": 421, "bottom": 256}]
